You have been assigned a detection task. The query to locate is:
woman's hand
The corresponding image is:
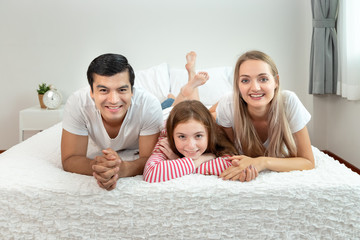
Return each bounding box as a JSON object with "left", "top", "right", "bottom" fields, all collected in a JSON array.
[
  {"left": 232, "top": 160, "right": 258, "bottom": 182},
  {"left": 158, "top": 138, "right": 179, "bottom": 160},
  {"left": 220, "top": 155, "right": 260, "bottom": 182}
]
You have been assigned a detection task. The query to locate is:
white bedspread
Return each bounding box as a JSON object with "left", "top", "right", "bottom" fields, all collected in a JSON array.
[{"left": 1, "top": 123, "right": 360, "bottom": 239}]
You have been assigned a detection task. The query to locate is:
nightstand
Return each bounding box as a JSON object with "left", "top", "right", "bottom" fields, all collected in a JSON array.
[{"left": 19, "top": 105, "right": 64, "bottom": 142}]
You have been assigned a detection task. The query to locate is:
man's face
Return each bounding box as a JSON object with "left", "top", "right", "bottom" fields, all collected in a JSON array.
[{"left": 90, "top": 71, "right": 133, "bottom": 126}]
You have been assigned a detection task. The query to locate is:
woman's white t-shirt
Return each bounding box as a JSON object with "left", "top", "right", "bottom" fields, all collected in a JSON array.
[{"left": 216, "top": 90, "right": 311, "bottom": 151}]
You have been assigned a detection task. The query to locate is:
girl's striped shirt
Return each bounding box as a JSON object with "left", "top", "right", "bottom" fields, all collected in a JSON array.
[{"left": 143, "top": 130, "right": 232, "bottom": 183}]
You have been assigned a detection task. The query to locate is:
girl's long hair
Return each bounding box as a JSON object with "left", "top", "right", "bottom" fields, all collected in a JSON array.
[
  {"left": 232, "top": 50, "right": 296, "bottom": 157},
  {"left": 166, "top": 100, "right": 237, "bottom": 157}
]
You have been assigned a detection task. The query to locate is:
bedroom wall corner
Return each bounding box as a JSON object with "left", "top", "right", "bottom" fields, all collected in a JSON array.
[{"left": 312, "top": 95, "right": 360, "bottom": 169}]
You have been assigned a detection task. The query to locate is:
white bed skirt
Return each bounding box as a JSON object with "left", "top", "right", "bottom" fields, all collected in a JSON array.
[{"left": 1, "top": 123, "right": 360, "bottom": 239}]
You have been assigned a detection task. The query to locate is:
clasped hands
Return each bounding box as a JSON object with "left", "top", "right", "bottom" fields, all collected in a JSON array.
[
  {"left": 220, "top": 155, "right": 259, "bottom": 182},
  {"left": 92, "top": 148, "right": 121, "bottom": 191}
]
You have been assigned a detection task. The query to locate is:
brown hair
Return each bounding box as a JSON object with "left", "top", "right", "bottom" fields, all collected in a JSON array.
[
  {"left": 166, "top": 100, "right": 237, "bottom": 157},
  {"left": 232, "top": 50, "right": 296, "bottom": 157}
]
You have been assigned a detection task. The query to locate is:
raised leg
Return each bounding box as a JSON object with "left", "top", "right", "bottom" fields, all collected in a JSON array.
[{"left": 172, "top": 51, "right": 209, "bottom": 106}]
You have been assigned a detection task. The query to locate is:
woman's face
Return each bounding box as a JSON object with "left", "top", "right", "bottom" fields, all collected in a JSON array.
[
  {"left": 237, "top": 59, "right": 278, "bottom": 112},
  {"left": 173, "top": 119, "right": 208, "bottom": 160}
]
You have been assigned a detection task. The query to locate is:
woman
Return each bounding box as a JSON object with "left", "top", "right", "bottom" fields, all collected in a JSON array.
[{"left": 217, "top": 50, "right": 315, "bottom": 181}]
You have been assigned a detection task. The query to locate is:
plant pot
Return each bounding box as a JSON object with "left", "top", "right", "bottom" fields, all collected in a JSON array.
[{"left": 38, "top": 94, "right": 46, "bottom": 109}]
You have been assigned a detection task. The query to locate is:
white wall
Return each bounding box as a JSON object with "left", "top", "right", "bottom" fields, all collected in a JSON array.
[
  {"left": 312, "top": 95, "right": 360, "bottom": 167},
  {"left": 1, "top": 0, "right": 358, "bottom": 168}
]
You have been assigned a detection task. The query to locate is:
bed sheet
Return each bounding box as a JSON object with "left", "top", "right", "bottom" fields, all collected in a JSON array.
[{"left": 1, "top": 123, "right": 360, "bottom": 239}]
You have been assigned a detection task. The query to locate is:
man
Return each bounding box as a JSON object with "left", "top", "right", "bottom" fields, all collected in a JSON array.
[{"left": 61, "top": 53, "right": 163, "bottom": 190}]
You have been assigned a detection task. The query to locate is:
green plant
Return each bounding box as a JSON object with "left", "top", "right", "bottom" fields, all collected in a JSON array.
[{"left": 37, "top": 83, "right": 50, "bottom": 94}]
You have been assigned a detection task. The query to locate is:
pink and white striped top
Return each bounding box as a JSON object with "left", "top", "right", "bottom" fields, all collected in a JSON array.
[{"left": 143, "top": 130, "right": 232, "bottom": 183}]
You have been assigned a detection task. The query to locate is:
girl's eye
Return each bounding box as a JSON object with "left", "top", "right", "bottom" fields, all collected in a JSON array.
[
  {"left": 195, "top": 134, "right": 203, "bottom": 139},
  {"left": 240, "top": 78, "right": 249, "bottom": 84},
  {"left": 178, "top": 135, "right": 185, "bottom": 139}
]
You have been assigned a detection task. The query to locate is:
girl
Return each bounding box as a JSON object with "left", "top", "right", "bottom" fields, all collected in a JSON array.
[
  {"left": 143, "top": 100, "right": 243, "bottom": 183},
  {"left": 217, "top": 50, "right": 315, "bottom": 181}
]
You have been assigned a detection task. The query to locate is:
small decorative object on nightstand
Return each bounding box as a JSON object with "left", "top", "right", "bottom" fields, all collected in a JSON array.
[
  {"left": 43, "top": 86, "right": 62, "bottom": 109},
  {"left": 37, "top": 83, "right": 51, "bottom": 109}
]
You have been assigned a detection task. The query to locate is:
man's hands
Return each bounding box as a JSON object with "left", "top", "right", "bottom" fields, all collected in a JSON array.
[{"left": 92, "top": 148, "right": 121, "bottom": 191}]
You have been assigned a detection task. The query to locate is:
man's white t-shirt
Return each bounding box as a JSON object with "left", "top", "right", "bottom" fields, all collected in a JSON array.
[
  {"left": 62, "top": 86, "right": 163, "bottom": 157},
  {"left": 216, "top": 90, "right": 311, "bottom": 151}
]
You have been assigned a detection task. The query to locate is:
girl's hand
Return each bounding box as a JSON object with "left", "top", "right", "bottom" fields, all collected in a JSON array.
[
  {"left": 220, "top": 155, "right": 260, "bottom": 182},
  {"left": 158, "top": 138, "right": 179, "bottom": 160}
]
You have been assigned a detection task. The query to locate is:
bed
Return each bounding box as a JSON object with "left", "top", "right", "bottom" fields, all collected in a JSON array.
[{"left": 1, "top": 63, "right": 360, "bottom": 239}]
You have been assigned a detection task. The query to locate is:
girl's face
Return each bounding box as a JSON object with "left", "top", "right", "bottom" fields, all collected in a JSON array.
[
  {"left": 173, "top": 119, "right": 208, "bottom": 160},
  {"left": 237, "top": 59, "right": 278, "bottom": 112}
]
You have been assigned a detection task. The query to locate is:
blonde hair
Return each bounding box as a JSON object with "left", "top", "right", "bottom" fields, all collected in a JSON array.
[
  {"left": 166, "top": 100, "right": 237, "bottom": 157},
  {"left": 232, "top": 50, "right": 296, "bottom": 157}
]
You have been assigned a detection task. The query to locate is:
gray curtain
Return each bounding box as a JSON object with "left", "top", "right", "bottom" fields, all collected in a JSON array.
[{"left": 309, "top": 0, "right": 338, "bottom": 94}]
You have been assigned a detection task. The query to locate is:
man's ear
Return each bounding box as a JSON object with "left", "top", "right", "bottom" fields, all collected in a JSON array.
[{"left": 90, "top": 88, "right": 94, "bottom": 100}]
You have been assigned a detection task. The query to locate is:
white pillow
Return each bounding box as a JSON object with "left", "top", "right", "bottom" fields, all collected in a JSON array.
[
  {"left": 134, "top": 63, "right": 170, "bottom": 102},
  {"left": 169, "top": 66, "right": 233, "bottom": 106}
]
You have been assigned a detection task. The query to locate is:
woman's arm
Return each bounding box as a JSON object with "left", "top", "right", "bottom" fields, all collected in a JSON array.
[
  {"left": 260, "top": 126, "right": 314, "bottom": 172},
  {"left": 220, "top": 126, "right": 315, "bottom": 180}
]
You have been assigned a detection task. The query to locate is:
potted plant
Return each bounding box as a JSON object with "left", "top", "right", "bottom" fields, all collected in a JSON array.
[{"left": 37, "top": 83, "right": 51, "bottom": 108}]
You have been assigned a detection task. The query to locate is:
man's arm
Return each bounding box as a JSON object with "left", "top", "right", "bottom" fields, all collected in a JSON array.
[
  {"left": 119, "top": 133, "right": 160, "bottom": 177},
  {"left": 91, "top": 132, "right": 160, "bottom": 190},
  {"left": 61, "top": 129, "right": 95, "bottom": 175}
]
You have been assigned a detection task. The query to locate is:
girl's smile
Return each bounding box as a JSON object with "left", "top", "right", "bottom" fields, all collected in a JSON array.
[{"left": 173, "top": 119, "right": 208, "bottom": 160}]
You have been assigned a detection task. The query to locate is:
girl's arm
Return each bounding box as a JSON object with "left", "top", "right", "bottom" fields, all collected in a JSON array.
[
  {"left": 143, "top": 140, "right": 196, "bottom": 183},
  {"left": 195, "top": 156, "right": 232, "bottom": 176},
  {"left": 220, "top": 126, "right": 315, "bottom": 180}
]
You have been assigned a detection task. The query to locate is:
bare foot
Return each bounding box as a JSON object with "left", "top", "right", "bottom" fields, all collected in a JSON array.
[
  {"left": 167, "top": 93, "right": 175, "bottom": 99},
  {"left": 181, "top": 72, "right": 209, "bottom": 97},
  {"left": 189, "top": 72, "right": 209, "bottom": 88},
  {"left": 185, "top": 51, "right": 197, "bottom": 80}
]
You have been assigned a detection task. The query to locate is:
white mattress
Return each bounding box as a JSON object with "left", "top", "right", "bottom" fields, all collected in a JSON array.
[{"left": 1, "top": 123, "right": 360, "bottom": 239}]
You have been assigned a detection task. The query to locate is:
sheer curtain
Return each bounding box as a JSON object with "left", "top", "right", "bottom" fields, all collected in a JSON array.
[{"left": 337, "top": 0, "right": 360, "bottom": 100}]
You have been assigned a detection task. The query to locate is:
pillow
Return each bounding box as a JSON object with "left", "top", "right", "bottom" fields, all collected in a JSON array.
[
  {"left": 169, "top": 66, "right": 233, "bottom": 106},
  {"left": 134, "top": 63, "right": 170, "bottom": 102}
]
